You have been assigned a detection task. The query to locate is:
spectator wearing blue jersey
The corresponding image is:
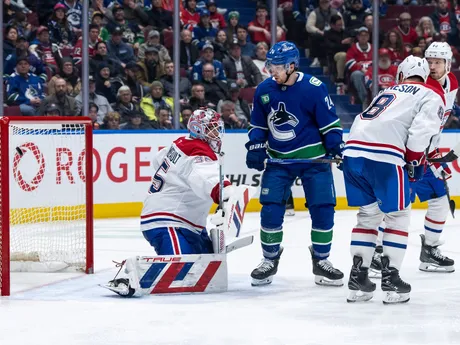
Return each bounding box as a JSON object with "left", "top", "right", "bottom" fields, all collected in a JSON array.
[
  {"left": 58, "top": 0, "right": 83, "bottom": 35},
  {"left": 192, "top": 9, "right": 218, "bottom": 50},
  {"left": 235, "top": 25, "right": 256, "bottom": 58},
  {"left": 4, "top": 36, "right": 46, "bottom": 82},
  {"left": 191, "top": 43, "right": 226, "bottom": 82},
  {"left": 6, "top": 57, "right": 45, "bottom": 116}
]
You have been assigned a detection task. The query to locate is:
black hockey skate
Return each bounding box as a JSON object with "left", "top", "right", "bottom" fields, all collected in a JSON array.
[
  {"left": 369, "top": 245, "right": 383, "bottom": 279},
  {"left": 381, "top": 256, "right": 411, "bottom": 304},
  {"left": 419, "top": 234, "right": 455, "bottom": 273},
  {"left": 101, "top": 278, "right": 136, "bottom": 297},
  {"left": 347, "top": 255, "right": 376, "bottom": 302},
  {"left": 309, "top": 246, "right": 344, "bottom": 286},
  {"left": 251, "top": 247, "right": 284, "bottom": 286}
]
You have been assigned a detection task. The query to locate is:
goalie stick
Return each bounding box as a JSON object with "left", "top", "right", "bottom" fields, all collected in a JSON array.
[{"left": 226, "top": 235, "right": 254, "bottom": 253}]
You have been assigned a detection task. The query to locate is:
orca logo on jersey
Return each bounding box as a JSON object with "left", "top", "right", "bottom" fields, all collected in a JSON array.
[
  {"left": 12, "top": 142, "right": 46, "bottom": 192},
  {"left": 268, "top": 102, "right": 299, "bottom": 141}
]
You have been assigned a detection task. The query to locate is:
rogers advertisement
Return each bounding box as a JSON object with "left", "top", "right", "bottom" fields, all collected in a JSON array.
[{"left": 9, "top": 131, "right": 460, "bottom": 216}]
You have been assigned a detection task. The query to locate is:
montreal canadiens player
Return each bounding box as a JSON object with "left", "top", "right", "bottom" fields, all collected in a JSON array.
[
  {"left": 245, "top": 41, "right": 345, "bottom": 287},
  {"left": 105, "top": 108, "right": 234, "bottom": 296},
  {"left": 371, "top": 42, "right": 458, "bottom": 275},
  {"left": 343, "top": 56, "right": 445, "bottom": 304}
]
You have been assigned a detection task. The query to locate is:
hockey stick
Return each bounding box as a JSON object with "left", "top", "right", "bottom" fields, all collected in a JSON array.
[
  {"left": 441, "top": 171, "right": 455, "bottom": 218},
  {"left": 266, "top": 158, "right": 342, "bottom": 165},
  {"left": 218, "top": 151, "right": 225, "bottom": 210},
  {"left": 427, "top": 142, "right": 460, "bottom": 163},
  {"left": 226, "top": 235, "right": 254, "bottom": 253}
]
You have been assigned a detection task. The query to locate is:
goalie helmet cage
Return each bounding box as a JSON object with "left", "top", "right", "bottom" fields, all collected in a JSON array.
[{"left": 0, "top": 116, "right": 94, "bottom": 296}]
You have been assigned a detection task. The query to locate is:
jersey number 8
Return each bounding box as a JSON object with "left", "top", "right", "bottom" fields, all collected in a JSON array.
[
  {"left": 361, "top": 93, "right": 396, "bottom": 120},
  {"left": 149, "top": 160, "right": 170, "bottom": 194}
]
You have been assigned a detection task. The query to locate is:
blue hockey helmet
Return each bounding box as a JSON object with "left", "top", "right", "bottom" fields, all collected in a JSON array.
[{"left": 266, "top": 41, "right": 300, "bottom": 70}]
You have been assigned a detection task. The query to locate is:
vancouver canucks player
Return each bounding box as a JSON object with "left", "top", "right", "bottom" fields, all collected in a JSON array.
[{"left": 245, "top": 41, "right": 345, "bottom": 287}]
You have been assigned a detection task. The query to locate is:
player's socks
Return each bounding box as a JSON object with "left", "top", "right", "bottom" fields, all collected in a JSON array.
[
  {"left": 251, "top": 247, "right": 283, "bottom": 286},
  {"left": 419, "top": 234, "right": 455, "bottom": 273},
  {"left": 309, "top": 246, "right": 344, "bottom": 286},
  {"left": 347, "top": 255, "right": 375, "bottom": 302},
  {"left": 381, "top": 256, "right": 411, "bottom": 304}
]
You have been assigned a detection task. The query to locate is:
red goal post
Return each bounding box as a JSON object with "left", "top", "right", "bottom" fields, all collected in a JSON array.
[{"left": 0, "top": 116, "right": 94, "bottom": 296}]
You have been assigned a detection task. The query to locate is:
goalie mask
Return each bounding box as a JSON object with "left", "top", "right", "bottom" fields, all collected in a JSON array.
[{"left": 187, "top": 108, "right": 225, "bottom": 153}]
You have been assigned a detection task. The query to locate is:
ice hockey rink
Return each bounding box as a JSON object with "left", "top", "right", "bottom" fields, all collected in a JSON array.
[{"left": 1, "top": 210, "right": 460, "bottom": 345}]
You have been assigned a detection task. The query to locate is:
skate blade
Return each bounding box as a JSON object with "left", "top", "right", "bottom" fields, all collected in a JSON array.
[
  {"left": 99, "top": 283, "right": 133, "bottom": 297},
  {"left": 368, "top": 268, "right": 382, "bottom": 279},
  {"left": 419, "top": 262, "right": 455, "bottom": 273},
  {"left": 347, "top": 290, "right": 373, "bottom": 303},
  {"left": 251, "top": 276, "right": 273, "bottom": 286},
  {"left": 382, "top": 292, "right": 410, "bottom": 304},
  {"left": 315, "top": 276, "right": 343, "bottom": 287},
  {"left": 285, "top": 209, "right": 295, "bottom": 217}
]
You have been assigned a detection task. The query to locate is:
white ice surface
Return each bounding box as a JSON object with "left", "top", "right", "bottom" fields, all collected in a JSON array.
[{"left": 1, "top": 210, "right": 460, "bottom": 345}]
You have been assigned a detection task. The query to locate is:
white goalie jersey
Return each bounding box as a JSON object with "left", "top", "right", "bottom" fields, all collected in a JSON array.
[
  {"left": 140, "top": 136, "right": 222, "bottom": 234},
  {"left": 344, "top": 82, "right": 445, "bottom": 166}
]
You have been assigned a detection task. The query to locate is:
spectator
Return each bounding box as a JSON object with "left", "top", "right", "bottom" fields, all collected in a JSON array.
[
  {"left": 292, "top": 0, "right": 312, "bottom": 49},
  {"left": 95, "top": 63, "right": 119, "bottom": 104},
  {"left": 325, "top": 14, "right": 352, "bottom": 88},
  {"left": 91, "top": 12, "right": 109, "bottom": 41},
  {"left": 217, "top": 82, "right": 251, "bottom": 122},
  {"left": 4, "top": 36, "right": 47, "bottom": 81},
  {"left": 103, "top": 1, "right": 148, "bottom": 27},
  {"left": 219, "top": 100, "right": 247, "bottom": 129},
  {"left": 415, "top": 36, "right": 428, "bottom": 54},
  {"left": 113, "top": 85, "right": 146, "bottom": 121},
  {"left": 307, "top": 0, "right": 340, "bottom": 68},
  {"left": 106, "top": 5, "right": 144, "bottom": 47},
  {"left": 6, "top": 57, "right": 45, "bottom": 116},
  {"left": 137, "top": 46, "right": 165, "bottom": 86},
  {"left": 4, "top": 25, "right": 18, "bottom": 59},
  {"left": 236, "top": 25, "right": 256, "bottom": 57},
  {"left": 73, "top": 24, "right": 102, "bottom": 66},
  {"left": 179, "top": 104, "right": 193, "bottom": 129},
  {"left": 411, "top": 46, "right": 424, "bottom": 58},
  {"left": 180, "top": 29, "right": 200, "bottom": 71},
  {"left": 346, "top": 27, "right": 372, "bottom": 109},
  {"left": 43, "top": 103, "right": 62, "bottom": 116},
  {"left": 148, "top": 0, "right": 173, "bottom": 32},
  {"left": 188, "top": 83, "right": 213, "bottom": 109},
  {"left": 139, "top": 30, "right": 171, "bottom": 61},
  {"left": 160, "top": 60, "right": 192, "bottom": 99},
  {"left": 248, "top": 5, "right": 284, "bottom": 44},
  {"left": 395, "top": 12, "right": 418, "bottom": 47},
  {"left": 88, "top": 103, "right": 101, "bottom": 129},
  {"left": 48, "top": 57, "right": 81, "bottom": 97},
  {"left": 382, "top": 29, "right": 407, "bottom": 65},
  {"left": 152, "top": 106, "right": 173, "bottom": 129},
  {"left": 140, "top": 81, "right": 174, "bottom": 120},
  {"left": 181, "top": 0, "right": 200, "bottom": 30},
  {"left": 225, "top": 11, "right": 240, "bottom": 45},
  {"left": 29, "top": 26, "right": 60, "bottom": 75},
  {"left": 107, "top": 27, "right": 135, "bottom": 68},
  {"left": 7, "top": 12, "right": 32, "bottom": 40},
  {"left": 201, "top": 62, "right": 229, "bottom": 105},
  {"left": 213, "top": 29, "right": 230, "bottom": 61},
  {"left": 431, "top": 0, "right": 458, "bottom": 46},
  {"left": 364, "top": 14, "right": 384, "bottom": 46},
  {"left": 277, "top": 0, "right": 293, "bottom": 33},
  {"left": 364, "top": 48, "right": 397, "bottom": 92},
  {"left": 58, "top": 0, "right": 83, "bottom": 35},
  {"left": 208, "top": 0, "right": 226, "bottom": 29},
  {"left": 223, "top": 43, "right": 262, "bottom": 88},
  {"left": 343, "top": 0, "right": 368, "bottom": 32},
  {"left": 122, "top": 111, "right": 153, "bottom": 129},
  {"left": 416, "top": 17, "right": 437, "bottom": 46},
  {"left": 90, "top": 41, "right": 123, "bottom": 77},
  {"left": 124, "top": 62, "right": 145, "bottom": 99},
  {"left": 192, "top": 43, "right": 226, "bottom": 82},
  {"left": 40, "top": 77, "right": 79, "bottom": 116},
  {"left": 48, "top": 4, "right": 74, "bottom": 48},
  {"left": 192, "top": 9, "right": 218, "bottom": 49},
  {"left": 100, "top": 112, "right": 122, "bottom": 130},
  {"left": 76, "top": 75, "right": 113, "bottom": 123},
  {"left": 253, "top": 42, "right": 270, "bottom": 80}
]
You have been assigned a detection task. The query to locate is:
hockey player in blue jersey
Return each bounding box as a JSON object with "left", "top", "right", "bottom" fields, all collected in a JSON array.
[{"left": 246, "top": 41, "right": 345, "bottom": 287}]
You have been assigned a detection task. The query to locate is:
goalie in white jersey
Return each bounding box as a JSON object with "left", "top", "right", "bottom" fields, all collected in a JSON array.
[{"left": 342, "top": 56, "right": 445, "bottom": 304}]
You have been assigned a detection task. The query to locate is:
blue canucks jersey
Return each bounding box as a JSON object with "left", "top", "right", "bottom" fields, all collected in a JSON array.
[{"left": 248, "top": 72, "right": 342, "bottom": 159}]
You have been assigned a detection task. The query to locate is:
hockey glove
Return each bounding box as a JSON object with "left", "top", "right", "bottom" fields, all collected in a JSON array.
[
  {"left": 245, "top": 142, "right": 268, "bottom": 171},
  {"left": 405, "top": 148, "right": 426, "bottom": 182},
  {"left": 428, "top": 150, "right": 452, "bottom": 180},
  {"left": 326, "top": 141, "right": 344, "bottom": 171}
]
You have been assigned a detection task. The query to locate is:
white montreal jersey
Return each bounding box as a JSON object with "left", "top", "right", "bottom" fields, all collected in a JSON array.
[
  {"left": 344, "top": 81, "right": 446, "bottom": 166},
  {"left": 140, "top": 137, "right": 222, "bottom": 234}
]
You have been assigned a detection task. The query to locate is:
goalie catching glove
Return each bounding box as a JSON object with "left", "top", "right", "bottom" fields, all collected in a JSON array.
[{"left": 428, "top": 149, "right": 452, "bottom": 180}]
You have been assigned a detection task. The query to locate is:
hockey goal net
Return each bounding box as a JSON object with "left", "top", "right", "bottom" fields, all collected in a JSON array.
[{"left": 0, "top": 116, "right": 94, "bottom": 296}]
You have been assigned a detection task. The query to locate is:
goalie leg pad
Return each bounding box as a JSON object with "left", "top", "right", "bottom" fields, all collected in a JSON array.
[{"left": 210, "top": 228, "right": 226, "bottom": 253}]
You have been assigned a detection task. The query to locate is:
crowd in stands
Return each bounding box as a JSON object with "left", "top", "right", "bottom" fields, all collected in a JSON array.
[{"left": 3, "top": 0, "right": 460, "bottom": 128}]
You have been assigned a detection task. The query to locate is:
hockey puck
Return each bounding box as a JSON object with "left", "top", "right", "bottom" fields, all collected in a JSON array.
[{"left": 15, "top": 147, "right": 24, "bottom": 157}]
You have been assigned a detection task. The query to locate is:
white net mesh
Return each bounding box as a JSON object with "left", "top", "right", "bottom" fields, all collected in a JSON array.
[{"left": 7, "top": 123, "right": 88, "bottom": 275}]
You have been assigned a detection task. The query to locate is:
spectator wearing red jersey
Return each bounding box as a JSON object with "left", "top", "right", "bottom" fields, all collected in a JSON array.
[
  {"left": 181, "top": 0, "right": 200, "bottom": 30},
  {"left": 207, "top": 0, "right": 226, "bottom": 30},
  {"left": 364, "top": 48, "right": 398, "bottom": 93},
  {"left": 395, "top": 12, "right": 418, "bottom": 47},
  {"left": 73, "top": 24, "right": 102, "bottom": 65},
  {"left": 382, "top": 29, "right": 407, "bottom": 66},
  {"left": 345, "top": 27, "right": 372, "bottom": 109},
  {"left": 248, "top": 4, "right": 285, "bottom": 44},
  {"left": 430, "top": 0, "right": 458, "bottom": 46}
]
